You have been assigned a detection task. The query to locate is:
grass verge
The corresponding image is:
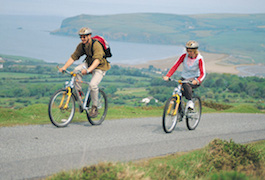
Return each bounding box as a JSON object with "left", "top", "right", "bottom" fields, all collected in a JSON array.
[
  {"left": 0, "top": 104, "right": 164, "bottom": 127},
  {"left": 0, "top": 103, "right": 264, "bottom": 127},
  {"left": 46, "top": 139, "right": 265, "bottom": 180}
]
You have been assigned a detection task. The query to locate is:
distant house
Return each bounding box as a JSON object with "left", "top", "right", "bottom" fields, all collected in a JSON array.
[
  {"left": 0, "top": 57, "right": 4, "bottom": 69},
  {"left": 141, "top": 96, "right": 158, "bottom": 104}
]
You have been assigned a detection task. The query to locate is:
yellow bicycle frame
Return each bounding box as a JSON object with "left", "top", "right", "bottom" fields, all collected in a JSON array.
[
  {"left": 167, "top": 94, "right": 181, "bottom": 116},
  {"left": 58, "top": 87, "right": 72, "bottom": 109}
]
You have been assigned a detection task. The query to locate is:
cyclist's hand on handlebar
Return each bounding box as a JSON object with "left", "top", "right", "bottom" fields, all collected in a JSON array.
[
  {"left": 184, "top": 79, "right": 199, "bottom": 85},
  {"left": 81, "top": 65, "right": 92, "bottom": 75},
  {"left": 57, "top": 65, "right": 66, "bottom": 73},
  {"left": 59, "top": 68, "right": 66, "bottom": 73},
  {"left": 184, "top": 78, "right": 199, "bottom": 85},
  {"left": 163, "top": 76, "right": 170, "bottom": 81},
  {"left": 191, "top": 80, "right": 198, "bottom": 85},
  {"left": 81, "top": 69, "right": 88, "bottom": 75}
]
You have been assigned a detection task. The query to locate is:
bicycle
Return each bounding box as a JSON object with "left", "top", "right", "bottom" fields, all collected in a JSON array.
[
  {"left": 48, "top": 66, "right": 108, "bottom": 127},
  {"left": 162, "top": 78, "right": 202, "bottom": 133}
]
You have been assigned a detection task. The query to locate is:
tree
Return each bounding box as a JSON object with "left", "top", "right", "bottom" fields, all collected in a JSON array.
[
  {"left": 105, "top": 85, "right": 117, "bottom": 94},
  {"left": 215, "top": 78, "right": 225, "bottom": 88}
]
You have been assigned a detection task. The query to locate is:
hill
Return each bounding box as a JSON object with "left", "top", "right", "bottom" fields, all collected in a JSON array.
[{"left": 51, "top": 13, "right": 265, "bottom": 64}]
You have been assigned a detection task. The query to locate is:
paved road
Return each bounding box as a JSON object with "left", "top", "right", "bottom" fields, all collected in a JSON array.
[{"left": 0, "top": 113, "right": 265, "bottom": 180}]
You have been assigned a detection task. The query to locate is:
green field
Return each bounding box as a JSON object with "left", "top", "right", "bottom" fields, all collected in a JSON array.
[
  {"left": 0, "top": 56, "right": 264, "bottom": 127},
  {"left": 0, "top": 99, "right": 264, "bottom": 127}
]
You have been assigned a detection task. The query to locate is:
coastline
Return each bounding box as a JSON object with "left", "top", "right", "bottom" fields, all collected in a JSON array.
[
  {"left": 1, "top": 51, "right": 264, "bottom": 77},
  {"left": 116, "top": 51, "right": 264, "bottom": 76}
]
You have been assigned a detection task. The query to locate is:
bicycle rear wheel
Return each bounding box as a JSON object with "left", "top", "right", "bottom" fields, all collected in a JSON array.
[
  {"left": 186, "top": 96, "right": 201, "bottom": 130},
  {"left": 86, "top": 89, "right": 108, "bottom": 125},
  {"left": 48, "top": 89, "right": 75, "bottom": 127},
  {"left": 162, "top": 96, "right": 179, "bottom": 133}
]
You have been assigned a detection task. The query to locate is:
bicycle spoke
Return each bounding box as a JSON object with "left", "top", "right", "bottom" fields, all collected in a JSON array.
[
  {"left": 86, "top": 89, "right": 108, "bottom": 125},
  {"left": 49, "top": 69, "right": 108, "bottom": 127},
  {"left": 186, "top": 97, "right": 201, "bottom": 130},
  {"left": 48, "top": 89, "right": 75, "bottom": 127},
  {"left": 162, "top": 97, "right": 179, "bottom": 133}
]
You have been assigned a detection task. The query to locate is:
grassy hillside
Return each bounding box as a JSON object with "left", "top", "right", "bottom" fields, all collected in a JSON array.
[
  {"left": 48, "top": 139, "right": 265, "bottom": 180},
  {"left": 1, "top": 54, "right": 265, "bottom": 113},
  {"left": 51, "top": 13, "right": 265, "bottom": 64}
]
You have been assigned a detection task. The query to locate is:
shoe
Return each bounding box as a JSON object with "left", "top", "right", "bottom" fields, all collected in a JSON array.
[
  {"left": 187, "top": 100, "right": 194, "bottom": 110},
  {"left": 89, "top": 105, "right": 98, "bottom": 118}
]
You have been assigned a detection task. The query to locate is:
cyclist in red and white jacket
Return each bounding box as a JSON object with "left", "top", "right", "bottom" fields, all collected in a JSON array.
[{"left": 163, "top": 40, "right": 206, "bottom": 109}]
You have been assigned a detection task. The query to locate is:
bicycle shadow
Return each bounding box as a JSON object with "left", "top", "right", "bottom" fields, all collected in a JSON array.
[{"left": 47, "top": 121, "right": 94, "bottom": 128}]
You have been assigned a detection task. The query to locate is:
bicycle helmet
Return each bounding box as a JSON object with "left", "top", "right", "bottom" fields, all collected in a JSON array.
[
  {"left": 185, "top": 40, "right": 199, "bottom": 49},
  {"left": 78, "top": 27, "right": 92, "bottom": 35}
]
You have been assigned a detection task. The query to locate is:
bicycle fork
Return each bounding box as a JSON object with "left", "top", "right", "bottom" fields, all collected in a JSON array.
[
  {"left": 59, "top": 87, "right": 72, "bottom": 110},
  {"left": 167, "top": 95, "right": 180, "bottom": 116}
]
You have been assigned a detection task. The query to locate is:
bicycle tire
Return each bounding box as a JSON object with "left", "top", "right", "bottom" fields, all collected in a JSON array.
[
  {"left": 48, "top": 89, "right": 75, "bottom": 127},
  {"left": 162, "top": 96, "right": 179, "bottom": 133},
  {"left": 186, "top": 96, "right": 201, "bottom": 130},
  {"left": 86, "top": 89, "right": 108, "bottom": 125}
]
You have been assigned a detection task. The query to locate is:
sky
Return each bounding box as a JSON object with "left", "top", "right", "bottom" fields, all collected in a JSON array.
[{"left": 1, "top": 0, "right": 265, "bottom": 17}]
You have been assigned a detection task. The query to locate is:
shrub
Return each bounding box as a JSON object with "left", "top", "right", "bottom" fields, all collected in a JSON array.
[
  {"left": 202, "top": 101, "right": 233, "bottom": 110},
  {"left": 202, "top": 139, "right": 264, "bottom": 177}
]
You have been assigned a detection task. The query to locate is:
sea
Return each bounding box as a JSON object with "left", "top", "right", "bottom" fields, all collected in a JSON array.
[
  {"left": 1, "top": 15, "right": 264, "bottom": 77},
  {"left": 0, "top": 15, "right": 184, "bottom": 65}
]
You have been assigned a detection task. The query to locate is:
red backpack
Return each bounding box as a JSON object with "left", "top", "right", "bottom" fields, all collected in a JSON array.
[{"left": 91, "top": 35, "right": 112, "bottom": 58}]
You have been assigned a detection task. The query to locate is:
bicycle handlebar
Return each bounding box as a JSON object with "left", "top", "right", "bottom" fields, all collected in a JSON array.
[
  {"left": 168, "top": 78, "right": 193, "bottom": 84},
  {"left": 56, "top": 65, "right": 70, "bottom": 74},
  {"left": 56, "top": 65, "right": 92, "bottom": 76},
  {"left": 56, "top": 65, "right": 83, "bottom": 76}
]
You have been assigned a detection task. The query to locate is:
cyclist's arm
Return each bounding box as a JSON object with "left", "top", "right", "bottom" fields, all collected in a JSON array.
[
  {"left": 196, "top": 58, "right": 206, "bottom": 83},
  {"left": 60, "top": 43, "right": 85, "bottom": 72},
  {"left": 81, "top": 41, "right": 104, "bottom": 74},
  {"left": 82, "top": 59, "right": 100, "bottom": 75},
  {"left": 166, "top": 54, "right": 186, "bottom": 77},
  {"left": 60, "top": 57, "right": 75, "bottom": 72}
]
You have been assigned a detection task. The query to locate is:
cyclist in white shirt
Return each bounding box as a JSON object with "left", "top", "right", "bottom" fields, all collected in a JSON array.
[{"left": 163, "top": 40, "right": 206, "bottom": 109}]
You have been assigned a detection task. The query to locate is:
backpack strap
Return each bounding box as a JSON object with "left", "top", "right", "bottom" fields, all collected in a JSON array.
[
  {"left": 82, "top": 39, "right": 106, "bottom": 61},
  {"left": 91, "top": 39, "right": 107, "bottom": 58},
  {"left": 91, "top": 39, "right": 96, "bottom": 57},
  {"left": 82, "top": 39, "right": 96, "bottom": 58}
]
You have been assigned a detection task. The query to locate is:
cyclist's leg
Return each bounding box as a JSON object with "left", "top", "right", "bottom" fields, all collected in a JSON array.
[
  {"left": 181, "top": 79, "right": 200, "bottom": 100},
  {"left": 89, "top": 69, "right": 106, "bottom": 107},
  {"left": 74, "top": 62, "right": 88, "bottom": 91},
  {"left": 182, "top": 79, "right": 200, "bottom": 109},
  {"left": 182, "top": 83, "right": 193, "bottom": 100}
]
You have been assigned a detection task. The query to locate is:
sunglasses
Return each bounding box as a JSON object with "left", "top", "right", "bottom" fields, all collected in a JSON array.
[
  {"left": 80, "top": 36, "right": 87, "bottom": 39},
  {"left": 186, "top": 49, "right": 195, "bottom": 53}
]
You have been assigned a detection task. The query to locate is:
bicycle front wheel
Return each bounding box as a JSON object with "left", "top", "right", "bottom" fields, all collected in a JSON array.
[
  {"left": 162, "top": 96, "right": 179, "bottom": 133},
  {"left": 86, "top": 89, "right": 108, "bottom": 125},
  {"left": 186, "top": 96, "right": 201, "bottom": 130},
  {"left": 48, "top": 89, "right": 75, "bottom": 127}
]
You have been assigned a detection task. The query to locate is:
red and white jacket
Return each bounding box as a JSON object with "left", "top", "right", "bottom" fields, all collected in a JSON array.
[{"left": 166, "top": 53, "right": 206, "bottom": 83}]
